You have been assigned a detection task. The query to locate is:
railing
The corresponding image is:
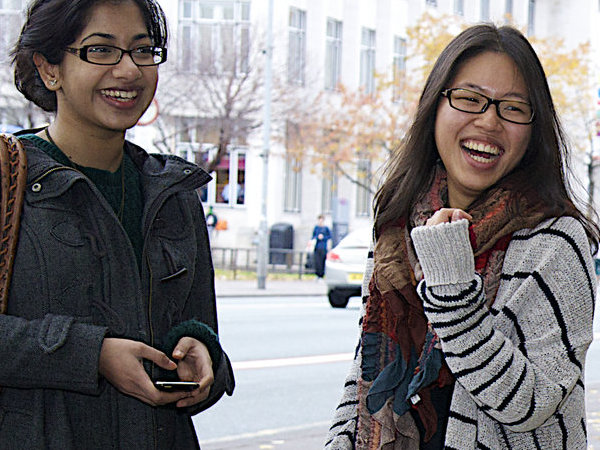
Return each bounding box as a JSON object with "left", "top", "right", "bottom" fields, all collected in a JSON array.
[{"left": 210, "top": 247, "right": 315, "bottom": 279}]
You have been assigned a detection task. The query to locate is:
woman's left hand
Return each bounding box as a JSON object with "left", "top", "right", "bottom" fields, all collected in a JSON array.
[
  {"left": 425, "top": 208, "right": 473, "bottom": 226},
  {"left": 171, "top": 337, "right": 215, "bottom": 408}
]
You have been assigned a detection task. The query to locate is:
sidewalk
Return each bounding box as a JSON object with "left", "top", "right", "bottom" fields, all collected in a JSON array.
[{"left": 214, "top": 278, "right": 328, "bottom": 298}]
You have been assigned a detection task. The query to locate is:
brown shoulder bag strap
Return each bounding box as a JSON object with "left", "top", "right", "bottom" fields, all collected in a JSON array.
[{"left": 0, "top": 134, "right": 27, "bottom": 315}]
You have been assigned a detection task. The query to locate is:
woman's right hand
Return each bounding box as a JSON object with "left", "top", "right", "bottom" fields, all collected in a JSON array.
[
  {"left": 425, "top": 208, "right": 472, "bottom": 226},
  {"left": 99, "top": 338, "right": 193, "bottom": 406}
]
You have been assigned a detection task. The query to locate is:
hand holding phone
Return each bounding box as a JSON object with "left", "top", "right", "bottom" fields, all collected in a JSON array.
[{"left": 154, "top": 381, "right": 200, "bottom": 392}]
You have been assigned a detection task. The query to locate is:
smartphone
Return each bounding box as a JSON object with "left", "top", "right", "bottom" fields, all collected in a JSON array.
[{"left": 154, "top": 381, "right": 200, "bottom": 392}]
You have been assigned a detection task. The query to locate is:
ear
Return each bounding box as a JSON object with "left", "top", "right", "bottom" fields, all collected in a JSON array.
[{"left": 33, "top": 52, "right": 61, "bottom": 91}]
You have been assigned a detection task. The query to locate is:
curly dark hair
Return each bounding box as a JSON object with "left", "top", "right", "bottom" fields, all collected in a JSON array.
[
  {"left": 373, "top": 24, "right": 600, "bottom": 248},
  {"left": 11, "top": 0, "right": 167, "bottom": 112}
]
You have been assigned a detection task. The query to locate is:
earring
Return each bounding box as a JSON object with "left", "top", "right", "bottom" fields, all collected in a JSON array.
[{"left": 48, "top": 79, "right": 57, "bottom": 87}]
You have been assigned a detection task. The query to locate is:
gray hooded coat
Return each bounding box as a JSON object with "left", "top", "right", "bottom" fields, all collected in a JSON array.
[{"left": 0, "top": 138, "right": 234, "bottom": 449}]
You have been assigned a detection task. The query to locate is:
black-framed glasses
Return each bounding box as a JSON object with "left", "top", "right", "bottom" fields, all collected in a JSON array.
[
  {"left": 440, "top": 88, "right": 534, "bottom": 125},
  {"left": 65, "top": 45, "right": 167, "bottom": 66}
]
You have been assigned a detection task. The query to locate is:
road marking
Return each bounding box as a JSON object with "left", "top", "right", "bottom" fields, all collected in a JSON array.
[
  {"left": 232, "top": 352, "right": 354, "bottom": 370},
  {"left": 219, "top": 302, "right": 329, "bottom": 309},
  {"left": 200, "top": 421, "right": 330, "bottom": 445}
]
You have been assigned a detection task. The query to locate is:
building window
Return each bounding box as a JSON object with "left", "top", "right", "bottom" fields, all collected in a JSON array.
[
  {"left": 425, "top": 0, "right": 437, "bottom": 6},
  {"left": 321, "top": 167, "right": 337, "bottom": 214},
  {"left": 284, "top": 154, "right": 302, "bottom": 212},
  {"left": 213, "top": 150, "right": 245, "bottom": 206},
  {"left": 178, "top": 142, "right": 246, "bottom": 206},
  {"left": 324, "top": 18, "right": 343, "bottom": 91},
  {"left": 178, "top": 0, "right": 250, "bottom": 74},
  {"left": 480, "top": 0, "right": 490, "bottom": 21},
  {"left": 360, "top": 28, "right": 376, "bottom": 95},
  {"left": 284, "top": 121, "right": 302, "bottom": 212},
  {"left": 454, "top": 0, "right": 464, "bottom": 15},
  {"left": 0, "top": 0, "right": 26, "bottom": 64},
  {"left": 355, "top": 159, "right": 371, "bottom": 217},
  {"left": 528, "top": 0, "right": 536, "bottom": 35},
  {"left": 288, "top": 7, "right": 306, "bottom": 86},
  {"left": 392, "top": 36, "right": 406, "bottom": 102}
]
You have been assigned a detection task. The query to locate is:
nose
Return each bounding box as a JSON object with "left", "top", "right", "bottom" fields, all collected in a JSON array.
[
  {"left": 474, "top": 104, "right": 502, "bottom": 130},
  {"left": 112, "top": 53, "right": 142, "bottom": 79}
]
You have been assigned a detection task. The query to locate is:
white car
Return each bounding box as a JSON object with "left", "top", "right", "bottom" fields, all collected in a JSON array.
[{"left": 325, "top": 228, "right": 372, "bottom": 307}]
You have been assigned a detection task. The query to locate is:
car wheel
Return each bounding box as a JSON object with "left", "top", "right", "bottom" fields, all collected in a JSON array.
[{"left": 328, "top": 289, "right": 350, "bottom": 308}]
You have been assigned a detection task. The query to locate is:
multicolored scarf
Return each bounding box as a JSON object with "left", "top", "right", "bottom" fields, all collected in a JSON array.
[{"left": 356, "top": 166, "right": 549, "bottom": 449}]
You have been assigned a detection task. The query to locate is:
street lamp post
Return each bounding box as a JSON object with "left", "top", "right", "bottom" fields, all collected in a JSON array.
[{"left": 257, "top": 0, "right": 274, "bottom": 289}]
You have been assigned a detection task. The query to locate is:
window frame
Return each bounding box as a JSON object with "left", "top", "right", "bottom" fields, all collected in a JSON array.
[
  {"left": 480, "top": 0, "right": 490, "bottom": 21},
  {"left": 392, "top": 35, "right": 407, "bottom": 102},
  {"left": 0, "top": 0, "right": 26, "bottom": 64},
  {"left": 355, "top": 159, "right": 372, "bottom": 217},
  {"left": 359, "top": 27, "right": 376, "bottom": 95},
  {"left": 454, "top": 0, "right": 464, "bottom": 16},
  {"left": 321, "top": 166, "right": 337, "bottom": 214},
  {"left": 324, "top": 17, "right": 343, "bottom": 91},
  {"left": 283, "top": 153, "right": 302, "bottom": 212},
  {"left": 177, "top": 0, "right": 251, "bottom": 74},
  {"left": 177, "top": 142, "right": 247, "bottom": 207},
  {"left": 288, "top": 6, "right": 307, "bottom": 86},
  {"left": 527, "top": 0, "right": 536, "bottom": 35}
]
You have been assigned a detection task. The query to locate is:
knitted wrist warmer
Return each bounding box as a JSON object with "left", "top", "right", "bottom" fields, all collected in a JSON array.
[
  {"left": 410, "top": 218, "right": 475, "bottom": 287},
  {"left": 162, "top": 320, "right": 223, "bottom": 369}
]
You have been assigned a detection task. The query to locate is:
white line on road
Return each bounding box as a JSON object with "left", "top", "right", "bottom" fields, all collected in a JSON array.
[
  {"left": 219, "top": 302, "right": 330, "bottom": 309},
  {"left": 199, "top": 421, "right": 330, "bottom": 445},
  {"left": 232, "top": 353, "right": 354, "bottom": 370}
]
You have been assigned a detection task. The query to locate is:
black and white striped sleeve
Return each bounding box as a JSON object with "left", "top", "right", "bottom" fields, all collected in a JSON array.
[{"left": 411, "top": 217, "right": 596, "bottom": 432}]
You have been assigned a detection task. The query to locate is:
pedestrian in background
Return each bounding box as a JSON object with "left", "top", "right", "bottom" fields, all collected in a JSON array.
[
  {"left": 311, "top": 214, "right": 332, "bottom": 279},
  {"left": 2, "top": 0, "right": 233, "bottom": 448},
  {"left": 326, "top": 24, "right": 598, "bottom": 449},
  {"left": 206, "top": 205, "right": 218, "bottom": 241}
]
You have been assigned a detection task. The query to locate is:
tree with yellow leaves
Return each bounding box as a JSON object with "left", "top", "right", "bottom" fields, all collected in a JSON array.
[{"left": 286, "top": 73, "right": 413, "bottom": 193}]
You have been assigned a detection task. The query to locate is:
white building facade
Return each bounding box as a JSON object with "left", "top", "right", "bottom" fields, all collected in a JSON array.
[{"left": 1, "top": 0, "right": 600, "bottom": 249}]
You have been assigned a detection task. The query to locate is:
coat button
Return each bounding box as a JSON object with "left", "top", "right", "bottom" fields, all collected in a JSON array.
[
  {"left": 183, "top": 169, "right": 192, "bottom": 175},
  {"left": 31, "top": 183, "right": 42, "bottom": 192}
]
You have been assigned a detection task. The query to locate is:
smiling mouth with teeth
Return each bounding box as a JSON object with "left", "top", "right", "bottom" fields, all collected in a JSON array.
[
  {"left": 101, "top": 89, "right": 138, "bottom": 102},
  {"left": 461, "top": 140, "right": 502, "bottom": 163}
]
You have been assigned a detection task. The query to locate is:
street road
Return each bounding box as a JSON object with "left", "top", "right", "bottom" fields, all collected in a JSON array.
[{"left": 193, "top": 295, "right": 363, "bottom": 449}]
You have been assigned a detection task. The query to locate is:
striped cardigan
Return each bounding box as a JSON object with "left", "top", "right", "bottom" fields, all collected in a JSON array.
[{"left": 325, "top": 216, "right": 596, "bottom": 449}]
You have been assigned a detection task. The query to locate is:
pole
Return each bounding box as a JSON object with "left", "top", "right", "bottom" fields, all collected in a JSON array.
[{"left": 257, "top": 0, "right": 273, "bottom": 289}]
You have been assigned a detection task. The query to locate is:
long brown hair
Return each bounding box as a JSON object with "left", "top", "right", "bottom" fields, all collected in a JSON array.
[{"left": 374, "top": 24, "right": 599, "bottom": 248}]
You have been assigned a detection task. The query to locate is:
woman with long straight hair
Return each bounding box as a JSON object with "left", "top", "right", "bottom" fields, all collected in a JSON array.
[{"left": 326, "top": 24, "right": 598, "bottom": 449}]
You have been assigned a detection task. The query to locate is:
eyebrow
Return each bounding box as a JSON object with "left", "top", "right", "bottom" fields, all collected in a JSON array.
[
  {"left": 460, "top": 83, "right": 529, "bottom": 102},
  {"left": 80, "top": 32, "right": 150, "bottom": 44}
]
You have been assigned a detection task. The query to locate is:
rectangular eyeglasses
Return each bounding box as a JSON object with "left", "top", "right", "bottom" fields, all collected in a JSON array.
[
  {"left": 440, "top": 88, "right": 534, "bottom": 125},
  {"left": 65, "top": 45, "right": 167, "bottom": 66}
]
